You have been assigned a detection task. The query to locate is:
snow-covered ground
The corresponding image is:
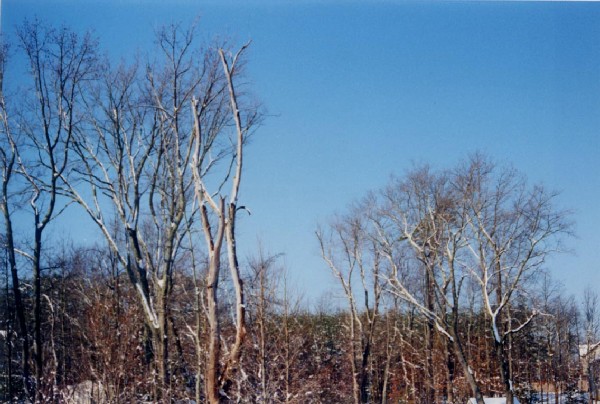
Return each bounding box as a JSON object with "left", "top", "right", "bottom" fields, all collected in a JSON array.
[
  {"left": 530, "top": 392, "right": 595, "bottom": 403},
  {"left": 467, "top": 398, "right": 521, "bottom": 404},
  {"left": 467, "top": 393, "right": 599, "bottom": 404}
]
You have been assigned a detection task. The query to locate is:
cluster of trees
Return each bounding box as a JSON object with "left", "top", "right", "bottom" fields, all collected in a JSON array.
[
  {"left": 0, "top": 228, "right": 596, "bottom": 403},
  {"left": 318, "top": 157, "right": 598, "bottom": 404},
  {"left": 0, "top": 240, "right": 356, "bottom": 403},
  {"left": 0, "top": 20, "right": 597, "bottom": 404},
  {"left": 0, "top": 20, "right": 257, "bottom": 402}
]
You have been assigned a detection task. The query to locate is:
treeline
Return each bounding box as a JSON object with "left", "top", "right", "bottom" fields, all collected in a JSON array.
[
  {"left": 0, "top": 242, "right": 595, "bottom": 403},
  {"left": 0, "top": 19, "right": 598, "bottom": 404}
]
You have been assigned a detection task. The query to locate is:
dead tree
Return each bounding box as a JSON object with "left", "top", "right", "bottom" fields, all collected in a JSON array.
[{"left": 191, "top": 43, "right": 257, "bottom": 403}]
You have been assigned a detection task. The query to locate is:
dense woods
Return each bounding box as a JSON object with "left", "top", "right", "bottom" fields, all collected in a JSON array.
[{"left": 0, "top": 20, "right": 598, "bottom": 404}]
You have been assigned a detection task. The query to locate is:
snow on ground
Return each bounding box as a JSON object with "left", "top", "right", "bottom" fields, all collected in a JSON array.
[{"left": 468, "top": 394, "right": 600, "bottom": 403}]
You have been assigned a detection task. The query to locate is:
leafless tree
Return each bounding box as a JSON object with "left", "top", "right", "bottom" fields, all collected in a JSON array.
[
  {"left": 457, "top": 155, "right": 571, "bottom": 404},
  {"left": 0, "top": 39, "right": 33, "bottom": 399},
  {"left": 371, "top": 166, "right": 486, "bottom": 404},
  {"left": 190, "top": 42, "right": 258, "bottom": 403},
  {"left": 11, "top": 21, "right": 98, "bottom": 400},
  {"left": 534, "top": 277, "right": 580, "bottom": 401},
  {"left": 251, "top": 252, "right": 277, "bottom": 402},
  {"left": 317, "top": 206, "right": 384, "bottom": 404},
  {"left": 61, "top": 22, "right": 245, "bottom": 398},
  {"left": 279, "top": 269, "right": 307, "bottom": 404}
]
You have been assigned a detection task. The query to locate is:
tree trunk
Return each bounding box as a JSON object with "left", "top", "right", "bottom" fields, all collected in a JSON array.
[
  {"left": 494, "top": 335, "right": 514, "bottom": 404},
  {"left": 425, "top": 270, "right": 436, "bottom": 404},
  {"left": 588, "top": 358, "right": 595, "bottom": 404},
  {"left": 258, "top": 266, "right": 268, "bottom": 403},
  {"left": 33, "top": 226, "right": 43, "bottom": 402},
  {"left": 154, "top": 307, "right": 169, "bottom": 400},
  {"left": 452, "top": 329, "right": 484, "bottom": 404},
  {"left": 349, "top": 312, "right": 360, "bottom": 404},
  {"left": 446, "top": 337, "right": 455, "bottom": 403},
  {"left": 220, "top": 202, "right": 247, "bottom": 394},
  {"left": 205, "top": 254, "right": 221, "bottom": 404},
  {"left": 359, "top": 340, "right": 371, "bottom": 403},
  {"left": 1, "top": 202, "right": 31, "bottom": 397}
]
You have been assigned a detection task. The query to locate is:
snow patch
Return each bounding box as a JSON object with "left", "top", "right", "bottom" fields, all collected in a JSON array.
[{"left": 467, "top": 398, "right": 521, "bottom": 404}]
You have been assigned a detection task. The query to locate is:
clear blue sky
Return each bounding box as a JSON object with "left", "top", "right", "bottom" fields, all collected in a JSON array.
[{"left": 4, "top": 1, "right": 600, "bottom": 304}]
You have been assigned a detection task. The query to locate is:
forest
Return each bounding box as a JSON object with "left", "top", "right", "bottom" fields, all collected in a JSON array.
[{"left": 0, "top": 19, "right": 599, "bottom": 404}]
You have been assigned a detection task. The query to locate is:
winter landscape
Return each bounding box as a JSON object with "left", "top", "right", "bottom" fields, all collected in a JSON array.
[{"left": 0, "top": 1, "right": 599, "bottom": 403}]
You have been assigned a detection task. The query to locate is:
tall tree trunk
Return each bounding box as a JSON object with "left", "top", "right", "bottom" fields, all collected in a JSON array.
[
  {"left": 203, "top": 202, "right": 225, "bottom": 404},
  {"left": 451, "top": 307, "right": 484, "bottom": 404},
  {"left": 588, "top": 357, "right": 595, "bottom": 404},
  {"left": 453, "top": 335, "right": 484, "bottom": 404},
  {"left": 220, "top": 201, "right": 247, "bottom": 394},
  {"left": 359, "top": 339, "right": 372, "bottom": 403},
  {"left": 349, "top": 312, "right": 360, "bottom": 404},
  {"left": 4, "top": 257, "right": 13, "bottom": 402},
  {"left": 1, "top": 201, "right": 31, "bottom": 397},
  {"left": 33, "top": 226, "right": 43, "bottom": 402},
  {"left": 495, "top": 262, "right": 515, "bottom": 404},
  {"left": 258, "top": 266, "right": 267, "bottom": 403},
  {"left": 205, "top": 252, "right": 221, "bottom": 404},
  {"left": 155, "top": 290, "right": 170, "bottom": 400},
  {"left": 425, "top": 270, "right": 435, "bottom": 403},
  {"left": 494, "top": 337, "right": 513, "bottom": 404},
  {"left": 445, "top": 337, "right": 455, "bottom": 403}
]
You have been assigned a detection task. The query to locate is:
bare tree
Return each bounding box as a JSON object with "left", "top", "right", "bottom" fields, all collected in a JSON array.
[
  {"left": 244, "top": 249, "right": 286, "bottom": 402},
  {"left": 191, "top": 42, "right": 258, "bottom": 403},
  {"left": 371, "top": 166, "right": 486, "bottom": 404},
  {"left": 11, "top": 21, "right": 98, "bottom": 400},
  {"left": 458, "top": 155, "right": 571, "bottom": 404},
  {"left": 55, "top": 23, "right": 254, "bottom": 402},
  {"left": 0, "top": 40, "right": 33, "bottom": 399},
  {"left": 279, "top": 269, "right": 307, "bottom": 404},
  {"left": 317, "top": 206, "right": 383, "bottom": 404}
]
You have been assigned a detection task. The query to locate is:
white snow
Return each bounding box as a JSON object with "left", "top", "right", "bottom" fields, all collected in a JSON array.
[
  {"left": 580, "top": 342, "right": 600, "bottom": 360},
  {"left": 467, "top": 398, "right": 521, "bottom": 404},
  {"left": 436, "top": 322, "right": 454, "bottom": 341}
]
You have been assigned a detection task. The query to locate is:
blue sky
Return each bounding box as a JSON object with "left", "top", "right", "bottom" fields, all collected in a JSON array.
[{"left": 4, "top": 1, "right": 600, "bottom": 305}]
